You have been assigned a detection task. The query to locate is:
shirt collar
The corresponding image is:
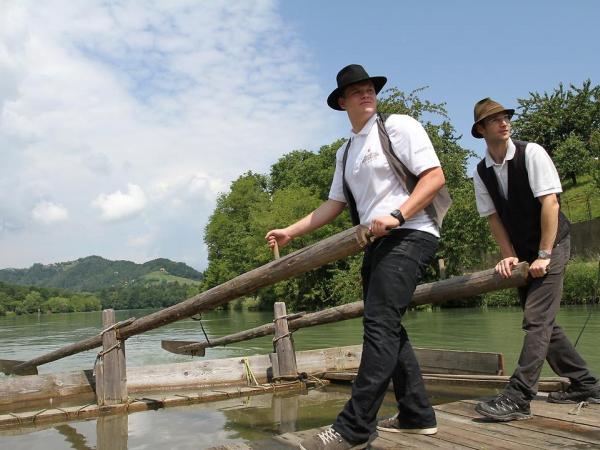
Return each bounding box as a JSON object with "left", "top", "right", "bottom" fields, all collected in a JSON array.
[
  {"left": 350, "top": 113, "right": 378, "bottom": 137},
  {"left": 484, "top": 138, "right": 515, "bottom": 168}
]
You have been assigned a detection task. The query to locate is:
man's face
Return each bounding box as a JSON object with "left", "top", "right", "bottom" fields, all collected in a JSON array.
[
  {"left": 477, "top": 112, "right": 511, "bottom": 143},
  {"left": 338, "top": 81, "right": 377, "bottom": 115}
]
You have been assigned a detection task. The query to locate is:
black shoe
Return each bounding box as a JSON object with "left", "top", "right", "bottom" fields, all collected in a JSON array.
[
  {"left": 548, "top": 384, "right": 600, "bottom": 404},
  {"left": 475, "top": 394, "right": 532, "bottom": 421}
]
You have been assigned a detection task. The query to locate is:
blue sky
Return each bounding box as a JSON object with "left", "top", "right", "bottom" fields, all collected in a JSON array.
[
  {"left": 279, "top": 0, "right": 600, "bottom": 160},
  {"left": 1, "top": 0, "right": 598, "bottom": 271}
]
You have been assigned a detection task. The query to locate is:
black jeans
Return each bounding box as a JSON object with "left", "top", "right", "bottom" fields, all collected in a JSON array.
[
  {"left": 333, "top": 229, "right": 438, "bottom": 444},
  {"left": 505, "top": 236, "right": 599, "bottom": 402}
]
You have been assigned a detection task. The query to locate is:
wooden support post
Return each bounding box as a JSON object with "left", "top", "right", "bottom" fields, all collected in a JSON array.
[
  {"left": 96, "top": 309, "right": 127, "bottom": 406},
  {"left": 438, "top": 258, "right": 446, "bottom": 280},
  {"left": 273, "top": 302, "right": 297, "bottom": 380}
]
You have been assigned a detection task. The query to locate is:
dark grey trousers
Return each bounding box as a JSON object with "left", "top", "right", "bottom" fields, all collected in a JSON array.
[
  {"left": 333, "top": 229, "right": 438, "bottom": 444},
  {"left": 505, "top": 235, "right": 599, "bottom": 402}
]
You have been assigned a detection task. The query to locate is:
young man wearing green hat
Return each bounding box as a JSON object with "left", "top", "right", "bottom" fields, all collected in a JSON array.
[
  {"left": 266, "top": 64, "right": 448, "bottom": 449},
  {"left": 471, "top": 98, "right": 600, "bottom": 422}
]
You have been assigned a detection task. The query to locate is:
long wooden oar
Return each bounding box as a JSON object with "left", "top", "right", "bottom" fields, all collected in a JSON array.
[
  {"left": 161, "top": 262, "right": 530, "bottom": 356},
  {"left": 0, "top": 225, "right": 372, "bottom": 376}
]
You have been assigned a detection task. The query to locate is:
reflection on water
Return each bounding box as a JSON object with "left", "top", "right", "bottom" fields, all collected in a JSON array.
[
  {"left": 0, "top": 385, "right": 462, "bottom": 450},
  {"left": 0, "top": 305, "right": 598, "bottom": 448}
]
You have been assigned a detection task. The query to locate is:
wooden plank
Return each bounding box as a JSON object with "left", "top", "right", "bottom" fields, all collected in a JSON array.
[
  {"left": 438, "top": 400, "right": 600, "bottom": 446},
  {"left": 529, "top": 400, "right": 600, "bottom": 428},
  {"left": 416, "top": 348, "right": 503, "bottom": 375},
  {"left": 432, "top": 410, "right": 548, "bottom": 449},
  {"left": 273, "top": 302, "right": 297, "bottom": 379}
]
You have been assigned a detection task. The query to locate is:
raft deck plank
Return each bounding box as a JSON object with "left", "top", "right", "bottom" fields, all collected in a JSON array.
[{"left": 275, "top": 398, "right": 600, "bottom": 449}]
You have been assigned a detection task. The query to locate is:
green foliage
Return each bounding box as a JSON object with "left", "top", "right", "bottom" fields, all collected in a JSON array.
[
  {"left": 589, "top": 130, "right": 600, "bottom": 159},
  {"left": 512, "top": 79, "right": 600, "bottom": 160},
  {"left": 142, "top": 271, "right": 202, "bottom": 285},
  {"left": 0, "top": 256, "right": 202, "bottom": 292},
  {"left": 202, "top": 172, "right": 271, "bottom": 290},
  {"left": 593, "top": 162, "right": 600, "bottom": 192},
  {"left": 553, "top": 133, "right": 592, "bottom": 185},
  {"left": 562, "top": 260, "right": 599, "bottom": 305},
  {"left": 269, "top": 142, "right": 341, "bottom": 200},
  {"left": 437, "top": 184, "right": 496, "bottom": 275},
  {"left": 0, "top": 281, "right": 102, "bottom": 315},
  {"left": 98, "top": 281, "right": 200, "bottom": 310},
  {"left": 560, "top": 174, "right": 600, "bottom": 222}
]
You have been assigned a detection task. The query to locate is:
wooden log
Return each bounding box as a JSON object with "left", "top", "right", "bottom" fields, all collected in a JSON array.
[
  {"left": 96, "top": 310, "right": 127, "bottom": 406},
  {"left": 7, "top": 225, "right": 372, "bottom": 374},
  {"left": 164, "top": 262, "right": 530, "bottom": 356},
  {"left": 273, "top": 302, "right": 297, "bottom": 379}
]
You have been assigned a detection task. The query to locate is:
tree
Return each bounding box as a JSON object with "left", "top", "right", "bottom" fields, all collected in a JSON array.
[
  {"left": 512, "top": 80, "right": 600, "bottom": 162},
  {"left": 23, "top": 291, "right": 44, "bottom": 313},
  {"left": 202, "top": 172, "right": 271, "bottom": 289},
  {"left": 44, "top": 296, "right": 72, "bottom": 313},
  {"left": 553, "top": 133, "right": 592, "bottom": 185}
]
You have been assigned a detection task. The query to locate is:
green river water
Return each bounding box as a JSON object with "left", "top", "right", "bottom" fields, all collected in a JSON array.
[{"left": 0, "top": 306, "right": 598, "bottom": 449}]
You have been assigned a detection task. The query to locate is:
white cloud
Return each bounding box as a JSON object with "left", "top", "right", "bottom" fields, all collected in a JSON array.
[
  {"left": 0, "top": 0, "right": 332, "bottom": 270},
  {"left": 30, "top": 201, "right": 69, "bottom": 225},
  {"left": 93, "top": 184, "right": 148, "bottom": 223}
]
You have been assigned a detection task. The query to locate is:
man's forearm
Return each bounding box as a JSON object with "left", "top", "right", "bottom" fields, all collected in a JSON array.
[{"left": 286, "top": 199, "right": 346, "bottom": 238}]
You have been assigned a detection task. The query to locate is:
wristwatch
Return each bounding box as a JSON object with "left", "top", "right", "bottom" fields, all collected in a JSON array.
[
  {"left": 538, "top": 249, "right": 552, "bottom": 259},
  {"left": 390, "top": 209, "right": 405, "bottom": 226}
]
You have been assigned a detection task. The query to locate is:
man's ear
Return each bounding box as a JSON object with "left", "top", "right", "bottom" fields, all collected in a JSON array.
[
  {"left": 338, "top": 96, "right": 346, "bottom": 110},
  {"left": 476, "top": 122, "right": 485, "bottom": 136}
]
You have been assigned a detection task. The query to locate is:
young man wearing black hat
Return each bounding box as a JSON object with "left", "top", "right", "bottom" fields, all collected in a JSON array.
[
  {"left": 471, "top": 98, "right": 600, "bottom": 422},
  {"left": 266, "top": 64, "right": 447, "bottom": 449}
]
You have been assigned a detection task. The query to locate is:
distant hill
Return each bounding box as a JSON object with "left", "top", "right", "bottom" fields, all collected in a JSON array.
[{"left": 0, "top": 256, "right": 203, "bottom": 292}]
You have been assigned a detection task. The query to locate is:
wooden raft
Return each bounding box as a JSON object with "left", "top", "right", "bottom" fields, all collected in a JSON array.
[{"left": 274, "top": 395, "right": 600, "bottom": 449}]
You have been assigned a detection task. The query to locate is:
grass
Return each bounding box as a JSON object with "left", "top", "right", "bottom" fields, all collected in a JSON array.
[
  {"left": 561, "top": 174, "right": 600, "bottom": 223},
  {"left": 141, "top": 271, "right": 202, "bottom": 285}
]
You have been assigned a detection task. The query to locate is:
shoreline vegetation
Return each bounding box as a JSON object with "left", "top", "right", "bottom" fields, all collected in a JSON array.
[{"left": 0, "top": 259, "right": 597, "bottom": 317}]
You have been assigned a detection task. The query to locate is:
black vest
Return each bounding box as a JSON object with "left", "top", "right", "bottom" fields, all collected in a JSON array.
[{"left": 476, "top": 140, "right": 570, "bottom": 263}]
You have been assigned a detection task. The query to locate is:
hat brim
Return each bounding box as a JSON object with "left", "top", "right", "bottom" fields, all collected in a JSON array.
[
  {"left": 471, "top": 108, "right": 515, "bottom": 138},
  {"left": 327, "top": 76, "right": 387, "bottom": 111}
]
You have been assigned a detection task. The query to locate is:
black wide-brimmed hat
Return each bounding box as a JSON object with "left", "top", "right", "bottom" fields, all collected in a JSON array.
[
  {"left": 327, "top": 64, "right": 387, "bottom": 111},
  {"left": 471, "top": 98, "right": 515, "bottom": 138}
]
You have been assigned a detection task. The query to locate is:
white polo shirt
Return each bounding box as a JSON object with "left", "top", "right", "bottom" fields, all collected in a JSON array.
[
  {"left": 328, "top": 113, "right": 441, "bottom": 237},
  {"left": 473, "top": 139, "right": 562, "bottom": 217}
]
